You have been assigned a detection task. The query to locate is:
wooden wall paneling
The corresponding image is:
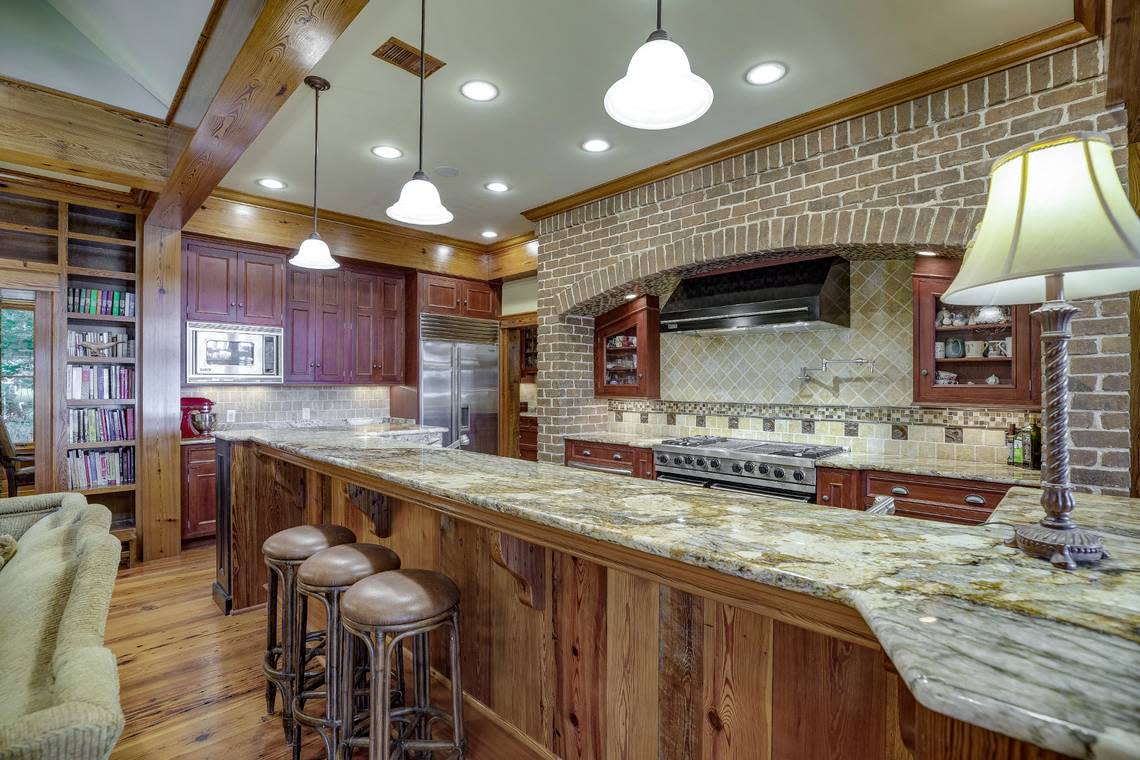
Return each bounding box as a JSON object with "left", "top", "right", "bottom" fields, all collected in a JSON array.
[
  {"left": 499, "top": 324, "right": 522, "bottom": 457},
  {"left": 702, "top": 601, "right": 773, "bottom": 760},
  {"left": 911, "top": 698, "right": 1071, "bottom": 760},
  {"left": 884, "top": 670, "right": 918, "bottom": 760},
  {"left": 551, "top": 552, "right": 607, "bottom": 760},
  {"left": 0, "top": 77, "right": 177, "bottom": 190},
  {"left": 439, "top": 516, "right": 494, "bottom": 702},
  {"left": 139, "top": 223, "right": 183, "bottom": 561},
  {"left": 770, "top": 621, "right": 886, "bottom": 760},
  {"left": 604, "top": 569, "right": 659, "bottom": 760},
  {"left": 657, "top": 586, "right": 705, "bottom": 760}
]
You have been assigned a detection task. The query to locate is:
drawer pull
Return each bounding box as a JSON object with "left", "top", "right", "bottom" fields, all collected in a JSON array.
[
  {"left": 612, "top": 453, "right": 623, "bottom": 461},
  {"left": 964, "top": 494, "right": 987, "bottom": 506},
  {"left": 821, "top": 495, "right": 830, "bottom": 503},
  {"left": 890, "top": 486, "right": 909, "bottom": 496}
]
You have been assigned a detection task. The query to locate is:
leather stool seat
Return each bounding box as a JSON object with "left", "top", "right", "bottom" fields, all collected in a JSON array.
[
  {"left": 262, "top": 524, "right": 356, "bottom": 561},
  {"left": 299, "top": 543, "right": 401, "bottom": 589},
  {"left": 342, "top": 569, "right": 460, "bottom": 627}
]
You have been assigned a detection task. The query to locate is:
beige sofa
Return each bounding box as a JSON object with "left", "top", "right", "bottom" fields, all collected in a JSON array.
[{"left": 0, "top": 493, "right": 124, "bottom": 760}]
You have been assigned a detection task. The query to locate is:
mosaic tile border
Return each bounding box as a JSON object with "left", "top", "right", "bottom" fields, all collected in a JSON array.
[{"left": 608, "top": 399, "right": 1036, "bottom": 431}]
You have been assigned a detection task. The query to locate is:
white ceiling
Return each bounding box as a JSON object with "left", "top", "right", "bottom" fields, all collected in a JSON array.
[{"left": 0, "top": 0, "right": 214, "bottom": 118}]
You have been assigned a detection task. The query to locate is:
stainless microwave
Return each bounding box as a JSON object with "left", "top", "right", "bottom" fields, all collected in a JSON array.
[{"left": 186, "top": 322, "right": 283, "bottom": 384}]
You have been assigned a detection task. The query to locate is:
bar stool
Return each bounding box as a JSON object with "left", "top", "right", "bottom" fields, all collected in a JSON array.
[
  {"left": 341, "top": 570, "right": 465, "bottom": 760},
  {"left": 262, "top": 524, "right": 356, "bottom": 742},
  {"left": 292, "top": 543, "right": 402, "bottom": 760}
]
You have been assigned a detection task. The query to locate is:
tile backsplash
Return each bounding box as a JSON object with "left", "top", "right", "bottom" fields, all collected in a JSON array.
[
  {"left": 183, "top": 385, "right": 391, "bottom": 426},
  {"left": 661, "top": 260, "right": 913, "bottom": 406}
]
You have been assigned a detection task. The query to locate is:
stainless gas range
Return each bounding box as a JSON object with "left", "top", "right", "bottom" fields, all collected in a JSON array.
[{"left": 652, "top": 435, "right": 846, "bottom": 501}]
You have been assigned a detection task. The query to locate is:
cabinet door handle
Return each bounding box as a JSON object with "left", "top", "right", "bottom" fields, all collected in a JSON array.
[
  {"left": 238, "top": 302, "right": 244, "bottom": 308},
  {"left": 964, "top": 494, "right": 986, "bottom": 506},
  {"left": 230, "top": 302, "right": 237, "bottom": 307},
  {"left": 920, "top": 369, "right": 929, "bottom": 376},
  {"left": 821, "top": 495, "right": 830, "bottom": 502},
  {"left": 309, "top": 361, "right": 315, "bottom": 367},
  {"left": 891, "top": 486, "right": 909, "bottom": 496}
]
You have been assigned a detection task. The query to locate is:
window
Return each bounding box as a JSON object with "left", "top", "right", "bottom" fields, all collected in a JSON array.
[{"left": 0, "top": 302, "right": 34, "bottom": 444}]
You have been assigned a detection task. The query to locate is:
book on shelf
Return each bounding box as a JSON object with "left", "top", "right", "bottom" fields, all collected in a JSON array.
[
  {"left": 66, "top": 365, "right": 135, "bottom": 400},
  {"left": 68, "top": 407, "right": 136, "bottom": 443},
  {"left": 67, "top": 287, "right": 135, "bottom": 317},
  {"left": 67, "top": 328, "right": 135, "bottom": 358},
  {"left": 67, "top": 447, "right": 135, "bottom": 490}
]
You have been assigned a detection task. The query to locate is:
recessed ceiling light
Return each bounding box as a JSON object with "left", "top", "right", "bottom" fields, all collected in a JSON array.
[
  {"left": 580, "top": 138, "right": 611, "bottom": 153},
  {"left": 484, "top": 181, "right": 510, "bottom": 193},
  {"left": 624, "top": 292, "right": 638, "bottom": 300},
  {"left": 371, "top": 145, "right": 402, "bottom": 159},
  {"left": 481, "top": 230, "right": 498, "bottom": 239},
  {"left": 916, "top": 250, "right": 938, "bottom": 257},
  {"left": 460, "top": 80, "right": 499, "bottom": 101},
  {"left": 256, "top": 178, "right": 287, "bottom": 190},
  {"left": 745, "top": 61, "right": 787, "bottom": 86}
]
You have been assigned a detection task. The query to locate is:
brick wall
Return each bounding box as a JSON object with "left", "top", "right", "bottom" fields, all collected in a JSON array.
[{"left": 534, "top": 40, "right": 1133, "bottom": 494}]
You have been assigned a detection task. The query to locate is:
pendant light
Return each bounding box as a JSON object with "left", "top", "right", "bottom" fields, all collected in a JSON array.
[
  {"left": 604, "top": 0, "right": 713, "bottom": 130},
  {"left": 289, "top": 76, "right": 339, "bottom": 269},
  {"left": 387, "top": 0, "right": 453, "bottom": 226}
]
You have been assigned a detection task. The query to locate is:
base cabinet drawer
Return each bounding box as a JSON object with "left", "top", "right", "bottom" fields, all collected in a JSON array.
[
  {"left": 863, "top": 471, "right": 1009, "bottom": 526},
  {"left": 565, "top": 440, "right": 654, "bottom": 479},
  {"left": 518, "top": 417, "right": 538, "bottom": 462}
]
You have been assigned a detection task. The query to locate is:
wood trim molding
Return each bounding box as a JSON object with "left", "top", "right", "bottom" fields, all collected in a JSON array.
[
  {"left": 1108, "top": 0, "right": 1140, "bottom": 141},
  {"left": 500, "top": 311, "right": 538, "bottom": 328},
  {"left": 521, "top": 19, "right": 1097, "bottom": 222},
  {"left": 0, "top": 167, "right": 140, "bottom": 211},
  {"left": 146, "top": 0, "right": 368, "bottom": 229}
]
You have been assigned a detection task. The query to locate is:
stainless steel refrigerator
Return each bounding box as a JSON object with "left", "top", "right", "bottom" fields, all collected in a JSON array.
[{"left": 419, "top": 314, "right": 499, "bottom": 454}]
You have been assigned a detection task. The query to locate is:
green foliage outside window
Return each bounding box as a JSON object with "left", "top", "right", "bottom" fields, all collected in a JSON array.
[{"left": 1, "top": 305, "right": 34, "bottom": 444}]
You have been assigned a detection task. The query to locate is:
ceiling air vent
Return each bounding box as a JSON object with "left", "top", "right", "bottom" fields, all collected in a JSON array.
[{"left": 372, "top": 37, "right": 446, "bottom": 77}]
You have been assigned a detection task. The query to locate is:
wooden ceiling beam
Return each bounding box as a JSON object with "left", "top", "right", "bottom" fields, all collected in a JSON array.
[
  {"left": 146, "top": 0, "right": 368, "bottom": 230},
  {"left": 1108, "top": 0, "right": 1140, "bottom": 141},
  {"left": 0, "top": 77, "right": 180, "bottom": 191}
]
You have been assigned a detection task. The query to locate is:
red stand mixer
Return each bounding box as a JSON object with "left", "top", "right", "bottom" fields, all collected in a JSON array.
[{"left": 180, "top": 396, "right": 216, "bottom": 439}]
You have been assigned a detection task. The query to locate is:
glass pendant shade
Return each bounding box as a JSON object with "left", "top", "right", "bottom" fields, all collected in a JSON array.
[
  {"left": 942, "top": 132, "right": 1140, "bottom": 305},
  {"left": 386, "top": 171, "right": 454, "bottom": 226},
  {"left": 289, "top": 233, "right": 339, "bottom": 269},
  {"left": 605, "top": 36, "right": 713, "bottom": 130}
]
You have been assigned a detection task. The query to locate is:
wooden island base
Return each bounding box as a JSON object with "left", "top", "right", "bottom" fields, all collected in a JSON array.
[{"left": 216, "top": 441, "right": 1071, "bottom": 760}]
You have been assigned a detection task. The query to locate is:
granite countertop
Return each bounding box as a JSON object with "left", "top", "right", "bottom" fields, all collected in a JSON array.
[
  {"left": 562, "top": 432, "right": 1041, "bottom": 486},
  {"left": 216, "top": 428, "right": 1138, "bottom": 759}
]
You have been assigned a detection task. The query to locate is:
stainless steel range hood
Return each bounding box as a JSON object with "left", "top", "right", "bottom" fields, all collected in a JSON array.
[{"left": 659, "top": 256, "right": 850, "bottom": 335}]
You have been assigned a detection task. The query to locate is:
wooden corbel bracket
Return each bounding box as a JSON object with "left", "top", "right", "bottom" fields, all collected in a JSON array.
[
  {"left": 346, "top": 484, "right": 392, "bottom": 538},
  {"left": 490, "top": 533, "right": 546, "bottom": 610}
]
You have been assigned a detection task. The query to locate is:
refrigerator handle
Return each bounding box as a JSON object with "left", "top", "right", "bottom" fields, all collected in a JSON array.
[{"left": 459, "top": 404, "right": 470, "bottom": 430}]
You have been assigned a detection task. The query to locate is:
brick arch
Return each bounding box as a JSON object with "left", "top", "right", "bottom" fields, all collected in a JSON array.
[{"left": 556, "top": 205, "right": 981, "bottom": 317}]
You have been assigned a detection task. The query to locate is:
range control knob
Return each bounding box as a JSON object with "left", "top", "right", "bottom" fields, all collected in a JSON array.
[
  {"left": 743, "top": 462, "right": 755, "bottom": 473},
  {"left": 731, "top": 463, "right": 743, "bottom": 473},
  {"left": 683, "top": 455, "right": 694, "bottom": 465},
  {"left": 657, "top": 454, "right": 668, "bottom": 464},
  {"left": 773, "top": 467, "right": 785, "bottom": 479},
  {"left": 757, "top": 464, "right": 770, "bottom": 475},
  {"left": 793, "top": 470, "right": 806, "bottom": 482},
  {"left": 695, "top": 457, "right": 705, "bottom": 467},
  {"left": 709, "top": 459, "right": 720, "bottom": 469},
  {"left": 673, "top": 456, "right": 683, "bottom": 465}
]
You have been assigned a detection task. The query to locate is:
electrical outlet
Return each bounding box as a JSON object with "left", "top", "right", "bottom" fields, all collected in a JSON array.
[
  {"left": 226, "top": 409, "right": 236, "bottom": 423},
  {"left": 301, "top": 407, "right": 311, "bottom": 420}
]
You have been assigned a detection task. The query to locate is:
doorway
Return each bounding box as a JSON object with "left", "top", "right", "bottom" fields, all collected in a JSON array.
[{"left": 1, "top": 291, "right": 37, "bottom": 496}]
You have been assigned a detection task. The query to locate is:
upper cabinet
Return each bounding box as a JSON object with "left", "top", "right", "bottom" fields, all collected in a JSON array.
[
  {"left": 418, "top": 273, "right": 499, "bottom": 320},
  {"left": 184, "top": 240, "right": 285, "bottom": 326},
  {"left": 912, "top": 258, "right": 1040, "bottom": 407},
  {"left": 594, "top": 295, "right": 660, "bottom": 399}
]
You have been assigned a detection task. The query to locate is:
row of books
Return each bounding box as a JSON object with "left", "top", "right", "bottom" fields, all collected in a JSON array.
[
  {"left": 68, "top": 407, "right": 136, "bottom": 443},
  {"left": 67, "top": 448, "right": 135, "bottom": 490},
  {"left": 66, "top": 365, "right": 135, "bottom": 400},
  {"left": 67, "top": 329, "right": 135, "bottom": 358},
  {"left": 67, "top": 287, "right": 136, "bottom": 317}
]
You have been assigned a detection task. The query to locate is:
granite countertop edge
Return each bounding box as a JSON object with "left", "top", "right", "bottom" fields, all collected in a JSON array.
[{"left": 217, "top": 427, "right": 1138, "bottom": 759}]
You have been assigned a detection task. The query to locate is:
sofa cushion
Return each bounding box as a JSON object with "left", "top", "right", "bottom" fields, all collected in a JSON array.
[{"left": 0, "top": 534, "right": 15, "bottom": 570}]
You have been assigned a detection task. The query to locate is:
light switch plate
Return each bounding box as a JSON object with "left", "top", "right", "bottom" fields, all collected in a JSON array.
[
  {"left": 226, "top": 409, "right": 236, "bottom": 423},
  {"left": 301, "top": 407, "right": 311, "bottom": 420}
]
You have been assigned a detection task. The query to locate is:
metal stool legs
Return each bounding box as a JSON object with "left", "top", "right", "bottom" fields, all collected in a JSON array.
[
  {"left": 263, "top": 558, "right": 324, "bottom": 746},
  {"left": 344, "top": 608, "right": 465, "bottom": 760}
]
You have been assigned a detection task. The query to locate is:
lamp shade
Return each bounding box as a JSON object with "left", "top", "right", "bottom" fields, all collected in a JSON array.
[
  {"left": 604, "top": 37, "right": 713, "bottom": 130},
  {"left": 942, "top": 132, "right": 1140, "bottom": 305},
  {"left": 289, "top": 233, "right": 339, "bottom": 269},
  {"left": 386, "top": 172, "right": 454, "bottom": 226}
]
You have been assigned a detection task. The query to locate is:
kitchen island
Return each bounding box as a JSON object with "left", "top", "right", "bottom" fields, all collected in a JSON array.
[{"left": 215, "top": 427, "right": 1139, "bottom": 760}]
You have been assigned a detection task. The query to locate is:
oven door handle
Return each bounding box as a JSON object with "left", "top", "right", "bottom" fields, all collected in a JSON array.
[
  {"left": 655, "top": 473, "right": 710, "bottom": 486},
  {"left": 708, "top": 482, "right": 812, "bottom": 502}
]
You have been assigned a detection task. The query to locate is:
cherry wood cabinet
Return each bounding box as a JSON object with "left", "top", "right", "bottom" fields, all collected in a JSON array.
[
  {"left": 284, "top": 264, "right": 405, "bottom": 385},
  {"left": 565, "top": 439, "right": 655, "bottom": 479},
  {"left": 181, "top": 442, "right": 217, "bottom": 540},
  {"left": 816, "top": 466, "right": 1013, "bottom": 526},
  {"left": 184, "top": 239, "right": 285, "bottom": 326},
  {"left": 594, "top": 295, "right": 660, "bottom": 399},
  {"left": 518, "top": 415, "right": 538, "bottom": 462},
  {"left": 912, "top": 258, "right": 1039, "bottom": 408},
  {"left": 418, "top": 273, "right": 499, "bottom": 320}
]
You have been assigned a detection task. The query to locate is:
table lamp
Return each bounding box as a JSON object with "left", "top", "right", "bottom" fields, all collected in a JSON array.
[{"left": 942, "top": 132, "right": 1140, "bottom": 569}]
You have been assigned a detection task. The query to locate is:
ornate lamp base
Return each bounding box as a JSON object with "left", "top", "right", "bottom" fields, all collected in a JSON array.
[{"left": 1006, "top": 522, "right": 1110, "bottom": 571}]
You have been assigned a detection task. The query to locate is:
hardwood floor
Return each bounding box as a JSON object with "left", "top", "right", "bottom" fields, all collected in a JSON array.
[{"left": 107, "top": 546, "right": 544, "bottom": 760}]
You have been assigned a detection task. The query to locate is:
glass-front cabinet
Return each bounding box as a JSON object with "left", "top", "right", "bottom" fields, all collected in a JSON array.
[
  {"left": 912, "top": 258, "right": 1040, "bottom": 407},
  {"left": 594, "top": 295, "right": 660, "bottom": 399}
]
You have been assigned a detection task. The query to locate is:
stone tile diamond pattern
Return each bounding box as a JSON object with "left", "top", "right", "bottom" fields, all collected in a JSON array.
[{"left": 661, "top": 261, "right": 914, "bottom": 406}]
